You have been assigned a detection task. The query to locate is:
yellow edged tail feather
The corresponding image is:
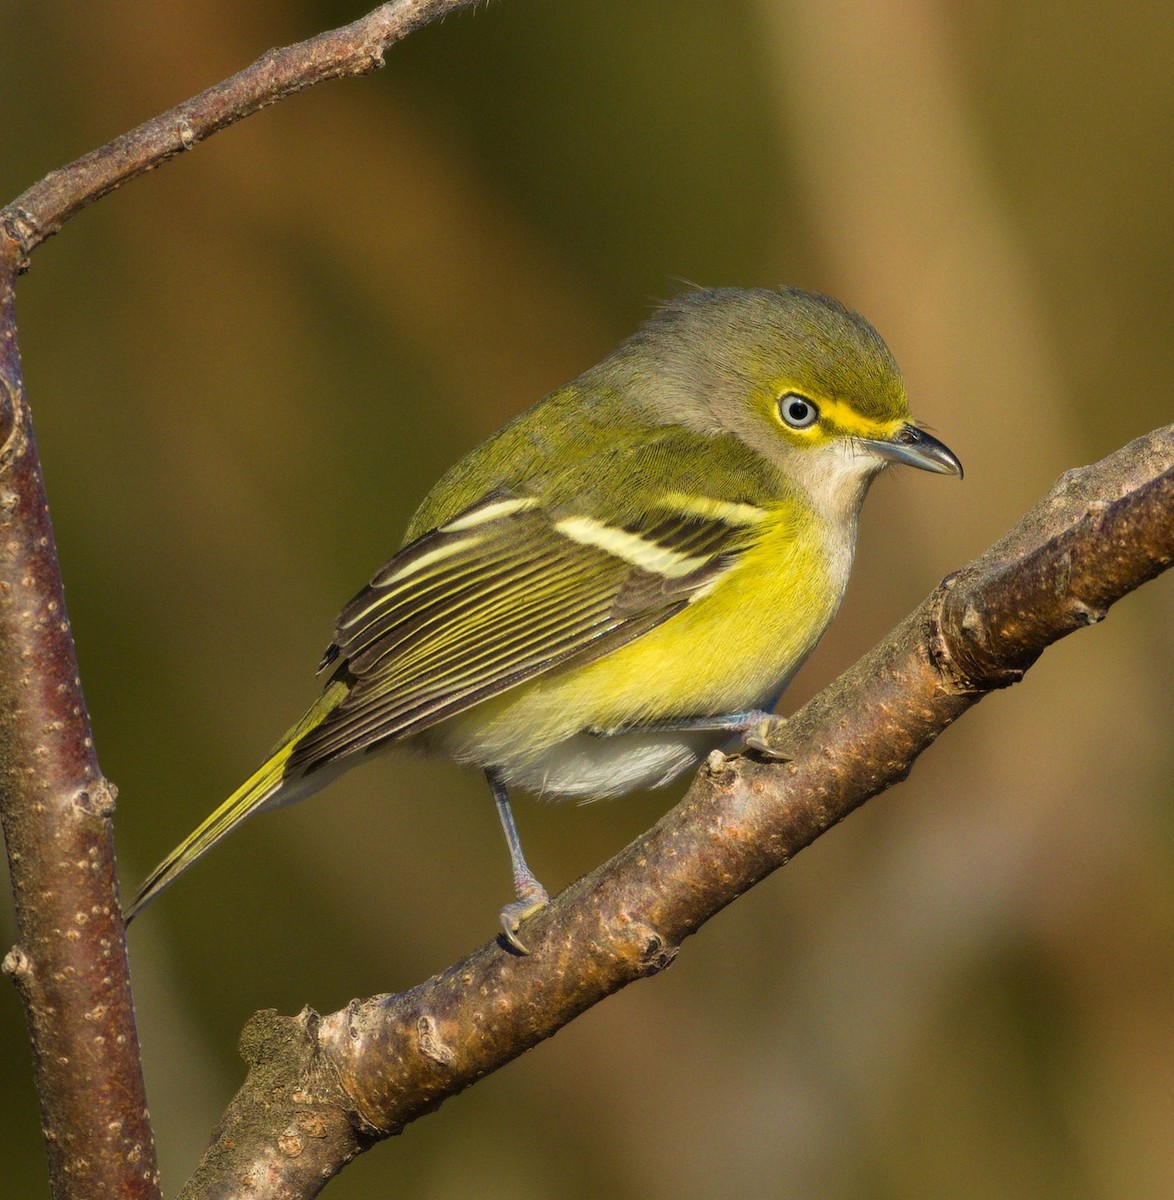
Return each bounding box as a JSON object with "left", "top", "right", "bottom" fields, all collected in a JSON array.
[
  {"left": 124, "top": 749, "right": 291, "bottom": 921},
  {"left": 125, "top": 682, "right": 348, "bottom": 921}
]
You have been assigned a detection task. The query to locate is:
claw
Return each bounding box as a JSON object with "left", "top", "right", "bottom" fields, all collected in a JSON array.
[
  {"left": 500, "top": 887, "right": 549, "bottom": 954},
  {"left": 742, "top": 714, "right": 792, "bottom": 760}
]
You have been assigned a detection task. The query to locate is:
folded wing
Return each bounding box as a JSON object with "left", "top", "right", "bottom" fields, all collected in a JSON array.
[{"left": 288, "top": 490, "right": 753, "bottom": 774}]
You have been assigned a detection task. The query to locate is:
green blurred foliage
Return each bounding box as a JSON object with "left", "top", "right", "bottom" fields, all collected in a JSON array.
[{"left": 1, "top": 2, "right": 1172, "bottom": 1197}]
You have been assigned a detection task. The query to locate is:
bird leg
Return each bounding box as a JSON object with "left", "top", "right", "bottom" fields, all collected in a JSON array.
[
  {"left": 488, "top": 770, "right": 549, "bottom": 953},
  {"left": 587, "top": 709, "right": 791, "bottom": 760}
]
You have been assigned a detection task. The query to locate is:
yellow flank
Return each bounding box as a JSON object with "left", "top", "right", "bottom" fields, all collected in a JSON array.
[
  {"left": 438, "top": 497, "right": 836, "bottom": 766},
  {"left": 125, "top": 287, "right": 965, "bottom": 927}
]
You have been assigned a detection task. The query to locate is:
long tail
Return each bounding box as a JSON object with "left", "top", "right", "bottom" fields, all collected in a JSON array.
[
  {"left": 124, "top": 746, "right": 293, "bottom": 922},
  {"left": 125, "top": 683, "right": 347, "bottom": 922}
]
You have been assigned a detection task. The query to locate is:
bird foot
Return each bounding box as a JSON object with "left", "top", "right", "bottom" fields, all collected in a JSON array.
[
  {"left": 741, "top": 714, "right": 792, "bottom": 760},
  {"left": 500, "top": 884, "right": 550, "bottom": 954}
]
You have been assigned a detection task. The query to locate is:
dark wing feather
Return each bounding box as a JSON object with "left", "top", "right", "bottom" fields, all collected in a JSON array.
[{"left": 287, "top": 492, "right": 749, "bottom": 774}]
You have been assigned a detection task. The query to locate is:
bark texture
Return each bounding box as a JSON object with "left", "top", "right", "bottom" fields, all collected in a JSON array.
[
  {"left": 0, "top": 4, "right": 475, "bottom": 1197},
  {"left": 0, "top": 249, "right": 159, "bottom": 1198},
  {"left": 1, "top": 2, "right": 1169, "bottom": 1196}
]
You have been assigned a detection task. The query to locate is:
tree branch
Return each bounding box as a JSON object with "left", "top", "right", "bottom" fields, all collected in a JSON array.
[
  {"left": 0, "top": 4, "right": 475, "bottom": 1198},
  {"left": 0, "top": 0, "right": 475, "bottom": 267},
  {"left": 0, "top": 243, "right": 159, "bottom": 1196},
  {"left": 179, "top": 426, "right": 1173, "bottom": 1198}
]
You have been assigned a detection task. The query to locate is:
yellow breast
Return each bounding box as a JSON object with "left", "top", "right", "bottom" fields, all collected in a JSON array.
[{"left": 439, "top": 500, "right": 847, "bottom": 768}]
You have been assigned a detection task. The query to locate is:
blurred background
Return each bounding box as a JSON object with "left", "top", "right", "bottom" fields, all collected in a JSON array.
[{"left": 1, "top": 1, "right": 1172, "bottom": 1196}]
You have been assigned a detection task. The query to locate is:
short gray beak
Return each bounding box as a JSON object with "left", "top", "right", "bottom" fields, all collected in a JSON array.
[{"left": 862, "top": 423, "right": 963, "bottom": 478}]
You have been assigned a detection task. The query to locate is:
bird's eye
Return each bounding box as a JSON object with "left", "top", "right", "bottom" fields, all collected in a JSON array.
[{"left": 779, "top": 393, "right": 819, "bottom": 429}]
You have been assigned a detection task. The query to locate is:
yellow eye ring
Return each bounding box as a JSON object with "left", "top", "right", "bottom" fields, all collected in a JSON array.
[{"left": 778, "top": 392, "right": 819, "bottom": 429}]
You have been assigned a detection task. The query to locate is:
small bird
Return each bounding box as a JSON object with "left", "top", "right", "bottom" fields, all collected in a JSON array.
[{"left": 127, "top": 287, "right": 961, "bottom": 949}]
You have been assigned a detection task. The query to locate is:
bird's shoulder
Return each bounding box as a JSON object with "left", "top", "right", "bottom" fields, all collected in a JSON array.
[{"left": 404, "top": 383, "right": 788, "bottom": 539}]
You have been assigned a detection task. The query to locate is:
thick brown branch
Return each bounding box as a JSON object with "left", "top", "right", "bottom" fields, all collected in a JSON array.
[
  {"left": 0, "top": 4, "right": 475, "bottom": 1197},
  {"left": 0, "top": 245, "right": 159, "bottom": 1197},
  {"left": 181, "top": 427, "right": 1173, "bottom": 1198},
  {"left": 0, "top": 0, "right": 475, "bottom": 266}
]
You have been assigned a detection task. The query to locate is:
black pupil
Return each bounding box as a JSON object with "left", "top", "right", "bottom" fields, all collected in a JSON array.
[{"left": 788, "top": 399, "right": 810, "bottom": 423}]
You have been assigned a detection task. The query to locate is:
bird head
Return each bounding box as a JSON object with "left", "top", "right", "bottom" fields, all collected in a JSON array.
[{"left": 616, "top": 286, "right": 962, "bottom": 517}]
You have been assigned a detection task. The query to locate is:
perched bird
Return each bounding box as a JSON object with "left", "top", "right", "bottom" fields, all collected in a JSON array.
[{"left": 127, "top": 286, "right": 961, "bottom": 949}]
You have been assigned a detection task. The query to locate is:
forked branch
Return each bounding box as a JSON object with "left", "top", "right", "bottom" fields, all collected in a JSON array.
[{"left": 0, "top": 5, "right": 474, "bottom": 1199}]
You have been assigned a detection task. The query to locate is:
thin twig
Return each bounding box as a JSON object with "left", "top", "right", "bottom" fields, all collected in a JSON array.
[
  {"left": 178, "top": 427, "right": 1173, "bottom": 1199},
  {"left": 0, "top": 0, "right": 476, "bottom": 267},
  {"left": 3, "top": 2, "right": 1170, "bottom": 1197}
]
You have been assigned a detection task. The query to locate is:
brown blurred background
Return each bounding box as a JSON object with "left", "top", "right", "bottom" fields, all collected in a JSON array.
[{"left": 2, "top": 2, "right": 1172, "bottom": 1197}]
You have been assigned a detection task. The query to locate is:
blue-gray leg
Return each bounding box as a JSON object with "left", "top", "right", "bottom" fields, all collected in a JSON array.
[
  {"left": 588, "top": 709, "right": 790, "bottom": 758},
  {"left": 488, "top": 770, "right": 550, "bottom": 953}
]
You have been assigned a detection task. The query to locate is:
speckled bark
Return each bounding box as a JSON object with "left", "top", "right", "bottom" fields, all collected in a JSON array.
[
  {"left": 0, "top": 249, "right": 160, "bottom": 1198},
  {"left": 0, "top": 5, "right": 478, "bottom": 1197},
  {"left": 1, "top": 0, "right": 1169, "bottom": 1193},
  {"left": 180, "top": 427, "right": 1172, "bottom": 1198}
]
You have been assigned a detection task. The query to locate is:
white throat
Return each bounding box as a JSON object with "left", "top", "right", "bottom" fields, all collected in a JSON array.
[{"left": 788, "top": 439, "right": 886, "bottom": 527}]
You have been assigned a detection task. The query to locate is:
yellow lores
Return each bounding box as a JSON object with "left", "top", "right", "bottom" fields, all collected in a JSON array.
[{"left": 128, "top": 287, "right": 961, "bottom": 949}]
